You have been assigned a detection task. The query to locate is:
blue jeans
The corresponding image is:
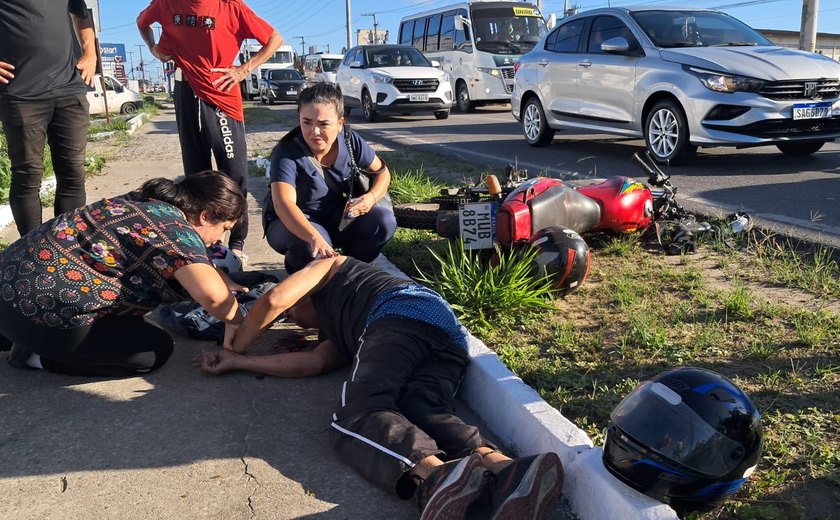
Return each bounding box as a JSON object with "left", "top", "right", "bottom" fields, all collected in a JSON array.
[
  {"left": 0, "top": 94, "right": 89, "bottom": 236},
  {"left": 265, "top": 205, "right": 397, "bottom": 273}
]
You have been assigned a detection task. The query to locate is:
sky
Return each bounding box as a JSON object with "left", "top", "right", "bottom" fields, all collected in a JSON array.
[{"left": 100, "top": 0, "right": 840, "bottom": 82}]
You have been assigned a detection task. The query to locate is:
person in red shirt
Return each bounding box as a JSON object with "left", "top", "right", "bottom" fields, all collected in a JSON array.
[{"left": 137, "top": 0, "right": 283, "bottom": 262}]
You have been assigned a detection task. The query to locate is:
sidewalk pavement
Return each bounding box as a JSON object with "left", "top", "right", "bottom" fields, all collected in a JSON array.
[{"left": 0, "top": 108, "right": 677, "bottom": 519}]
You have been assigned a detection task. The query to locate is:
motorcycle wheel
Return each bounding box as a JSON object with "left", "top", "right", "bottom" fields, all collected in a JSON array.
[{"left": 394, "top": 203, "right": 442, "bottom": 230}]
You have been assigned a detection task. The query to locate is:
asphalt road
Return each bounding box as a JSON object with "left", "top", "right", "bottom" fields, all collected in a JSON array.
[{"left": 305, "top": 102, "right": 839, "bottom": 249}]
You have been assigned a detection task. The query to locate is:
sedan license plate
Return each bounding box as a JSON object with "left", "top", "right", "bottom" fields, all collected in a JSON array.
[
  {"left": 459, "top": 203, "right": 496, "bottom": 250},
  {"left": 409, "top": 93, "right": 429, "bottom": 102},
  {"left": 793, "top": 102, "right": 831, "bottom": 120},
  {"left": 286, "top": 90, "right": 296, "bottom": 95}
]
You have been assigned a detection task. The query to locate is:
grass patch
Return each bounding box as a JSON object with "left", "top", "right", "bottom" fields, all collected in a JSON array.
[
  {"left": 88, "top": 119, "right": 131, "bottom": 137},
  {"left": 388, "top": 167, "right": 448, "bottom": 205},
  {"left": 383, "top": 154, "right": 840, "bottom": 520}
]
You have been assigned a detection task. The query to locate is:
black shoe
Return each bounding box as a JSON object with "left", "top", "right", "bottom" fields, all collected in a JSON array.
[
  {"left": 488, "top": 452, "right": 564, "bottom": 520},
  {"left": 417, "top": 453, "right": 488, "bottom": 520}
]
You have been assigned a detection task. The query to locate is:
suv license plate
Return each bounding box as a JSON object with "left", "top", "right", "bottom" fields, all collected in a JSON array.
[
  {"left": 409, "top": 93, "right": 429, "bottom": 102},
  {"left": 459, "top": 202, "right": 496, "bottom": 250},
  {"left": 793, "top": 102, "right": 831, "bottom": 120}
]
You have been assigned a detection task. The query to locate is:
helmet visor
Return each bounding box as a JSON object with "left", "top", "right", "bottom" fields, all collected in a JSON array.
[{"left": 611, "top": 381, "right": 745, "bottom": 477}]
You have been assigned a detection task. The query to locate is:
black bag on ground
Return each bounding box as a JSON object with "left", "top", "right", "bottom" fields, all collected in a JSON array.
[{"left": 150, "top": 271, "right": 280, "bottom": 342}]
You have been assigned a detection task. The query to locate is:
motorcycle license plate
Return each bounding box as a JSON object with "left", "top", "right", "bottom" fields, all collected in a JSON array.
[
  {"left": 792, "top": 102, "right": 831, "bottom": 120},
  {"left": 459, "top": 203, "right": 496, "bottom": 250},
  {"left": 409, "top": 93, "right": 429, "bottom": 102}
]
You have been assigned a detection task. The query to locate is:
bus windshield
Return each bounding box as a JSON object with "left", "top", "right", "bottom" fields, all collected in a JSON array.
[{"left": 470, "top": 5, "right": 547, "bottom": 54}]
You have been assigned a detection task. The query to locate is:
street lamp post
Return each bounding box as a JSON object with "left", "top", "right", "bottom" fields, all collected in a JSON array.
[{"left": 361, "top": 12, "right": 379, "bottom": 44}]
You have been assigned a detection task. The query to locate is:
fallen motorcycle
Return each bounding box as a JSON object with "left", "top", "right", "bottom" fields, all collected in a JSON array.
[{"left": 392, "top": 153, "right": 711, "bottom": 295}]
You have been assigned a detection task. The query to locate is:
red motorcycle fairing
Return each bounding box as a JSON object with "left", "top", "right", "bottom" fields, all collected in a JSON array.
[
  {"left": 575, "top": 176, "right": 654, "bottom": 234},
  {"left": 497, "top": 178, "right": 602, "bottom": 248}
]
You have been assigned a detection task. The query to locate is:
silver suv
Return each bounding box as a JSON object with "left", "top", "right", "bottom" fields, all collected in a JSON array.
[{"left": 512, "top": 7, "right": 840, "bottom": 163}]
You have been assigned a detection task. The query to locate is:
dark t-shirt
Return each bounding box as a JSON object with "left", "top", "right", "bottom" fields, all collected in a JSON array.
[
  {"left": 266, "top": 127, "right": 375, "bottom": 222},
  {"left": 0, "top": 0, "right": 89, "bottom": 101},
  {"left": 310, "top": 258, "right": 407, "bottom": 363}
]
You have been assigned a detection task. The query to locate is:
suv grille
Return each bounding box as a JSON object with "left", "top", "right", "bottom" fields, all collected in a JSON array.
[
  {"left": 760, "top": 79, "right": 840, "bottom": 100},
  {"left": 393, "top": 78, "right": 439, "bottom": 93}
]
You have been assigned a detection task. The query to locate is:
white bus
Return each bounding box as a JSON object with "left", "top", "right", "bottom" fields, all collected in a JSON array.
[
  {"left": 239, "top": 43, "right": 296, "bottom": 100},
  {"left": 399, "top": 0, "right": 547, "bottom": 112}
]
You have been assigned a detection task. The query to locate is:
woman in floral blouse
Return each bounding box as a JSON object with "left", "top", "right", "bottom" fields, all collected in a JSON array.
[{"left": 0, "top": 170, "right": 247, "bottom": 376}]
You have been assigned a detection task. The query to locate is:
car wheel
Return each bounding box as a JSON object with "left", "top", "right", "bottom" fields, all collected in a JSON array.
[
  {"left": 776, "top": 141, "right": 826, "bottom": 156},
  {"left": 456, "top": 81, "right": 474, "bottom": 113},
  {"left": 645, "top": 99, "right": 695, "bottom": 165},
  {"left": 362, "top": 90, "right": 377, "bottom": 122},
  {"left": 434, "top": 110, "right": 449, "bottom": 120},
  {"left": 120, "top": 103, "right": 138, "bottom": 115},
  {"left": 522, "top": 97, "right": 555, "bottom": 147}
]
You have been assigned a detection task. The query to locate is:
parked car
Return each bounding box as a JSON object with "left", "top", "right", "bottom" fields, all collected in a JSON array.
[
  {"left": 337, "top": 44, "right": 454, "bottom": 121},
  {"left": 259, "top": 68, "right": 307, "bottom": 104},
  {"left": 512, "top": 7, "right": 840, "bottom": 163},
  {"left": 87, "top": 74, "right": 144, "bottom": 116}
]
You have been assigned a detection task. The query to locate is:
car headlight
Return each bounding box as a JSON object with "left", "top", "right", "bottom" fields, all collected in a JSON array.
[
  {"left": 689, "top": 67, "right": 764, "bottom": 93},
  {"left": 477, "top": 67, "right": 501, "bottom": 78},
  {"left": 441, "top": 73, "right": 450, "bottom": 83},
  {"left": 370, "top": 73, "right": 393, "bottom": 84}
]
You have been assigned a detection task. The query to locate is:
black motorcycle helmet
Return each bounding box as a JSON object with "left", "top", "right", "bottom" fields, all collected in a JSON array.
[
  {"left": 526, "top": 226, "right": 590, "bottom": 297},
  {"left": 603, "top": 367, "right": 763, "bottom": 514}
]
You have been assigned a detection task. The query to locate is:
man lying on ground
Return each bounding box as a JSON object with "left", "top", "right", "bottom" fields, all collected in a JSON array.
[{"left": 195, "top": 256, "right": 564, "bottom": 520}]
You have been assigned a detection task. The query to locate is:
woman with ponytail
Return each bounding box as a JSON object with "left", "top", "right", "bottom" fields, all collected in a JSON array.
[{"left": 0, "top": 171, "right": 247, "bottom": 377}]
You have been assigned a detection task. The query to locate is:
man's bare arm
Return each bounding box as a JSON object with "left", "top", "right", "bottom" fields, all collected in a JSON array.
[
  {"left": 230, "top": 256, "right": 344, "bottom": 353},
  {"left": 196, "top": 339, "right": 346, "bottom": 378},
  {"left": 70, "top": 13, "right": 96, "bottom": 86},
  {"left": 211, "top": 31, "right": 283, "bottom": 93}
]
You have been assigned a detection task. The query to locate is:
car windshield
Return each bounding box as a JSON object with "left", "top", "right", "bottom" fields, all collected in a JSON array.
[
  {"left": 633, "top": 10, "right": 772, "bottom": 48},
  {"left": 471, "top": 5, "right": 548, "bottom": 55},
  {"left": 268, "top": 69, "right": 302, "bottom": 81},
  {"left": 365, "top": 47, "right": 431, "bottom": 68},
  {"left": 321, "top": 58, "right": 342, "bottom": 72}
]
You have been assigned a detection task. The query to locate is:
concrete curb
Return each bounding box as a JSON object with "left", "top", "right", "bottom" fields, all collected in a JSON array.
[{"left": 370, "top": 255, "right": 679, "bottom": 520}]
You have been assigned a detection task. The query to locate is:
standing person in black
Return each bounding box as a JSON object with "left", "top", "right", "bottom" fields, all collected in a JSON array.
[
  {"left": 195, "top": 256, "right": 564, "bottom": 520},
  {"left": 0, "top": 0, "right": 96, "bottom": 238}
]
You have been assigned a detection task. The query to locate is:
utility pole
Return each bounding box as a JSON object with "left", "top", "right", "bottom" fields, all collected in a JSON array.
[
  {"left": 346, "top": 0, "right": 352, "bottom": 51},
  {"left": 127, "top": 50, "right": 136, "bottom": 80},
  {"left": 362, "top": 12, "right": 379, "bottom": 44},
  {"left": 294, "top": 36, "right": 306, "bottom": 57},
  {"left": 136, "top": 44, "right": 147, "bottom": 87},
  {"left": 800, "top": 0, "right": 819, "bottom": 53}
]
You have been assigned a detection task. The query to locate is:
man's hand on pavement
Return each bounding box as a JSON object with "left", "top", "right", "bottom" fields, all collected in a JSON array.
[
  {"left": 193, "top": 349, "right": 239, "bottom": 375},
  {"left": 0, "top": 61, "right": 15, "bottom": 85}
]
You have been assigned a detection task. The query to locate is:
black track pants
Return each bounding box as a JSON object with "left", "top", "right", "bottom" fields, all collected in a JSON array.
[
  {"left": 329, "top": 318, "right": 486, "bottom": 499},
  {"left": 174, "top": 79, "right": 249, "bottom": 250}
]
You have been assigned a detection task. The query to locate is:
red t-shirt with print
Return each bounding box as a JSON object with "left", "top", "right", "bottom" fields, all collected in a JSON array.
[{"left": 137, "top": 0, "right": 274, "bottom": 121}]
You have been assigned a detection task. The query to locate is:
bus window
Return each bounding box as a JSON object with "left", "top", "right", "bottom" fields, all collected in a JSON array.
[
  {"left": 454, "top": 9, "right": 471, "bottom": 52},
  {"left": 427, "top": 14, "right": 442, "bottom": 52},
  {"left": 413, "top": 17, "right": 426, "bottom": 50},
  {"left": 399, "top": 21, "right": 413, "bottom": 45},
  {"left": 440, "top": 12, "right": 455, "bottom": 51}
]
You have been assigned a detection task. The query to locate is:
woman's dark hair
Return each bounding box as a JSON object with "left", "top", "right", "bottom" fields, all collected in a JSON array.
[
  {"left": 140, "top": 171, "right": 246, "bottom": 223},
  {"left": 297, "top": 82, "right": 344, "bottom": 116}
]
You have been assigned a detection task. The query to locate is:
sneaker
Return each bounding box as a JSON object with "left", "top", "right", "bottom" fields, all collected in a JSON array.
[
  {"left": 7, "top": 344, "right": 39, "bottom": 370},
  {"left": 488, "top": 452, "right": 564, "bottom": 520},
  {"left": 418, "top": 453, "right": 487, "bottom": 520}
]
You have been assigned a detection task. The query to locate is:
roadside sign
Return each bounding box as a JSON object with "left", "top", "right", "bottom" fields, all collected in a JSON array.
[{"left": 459, "top": 202, "right": 497, "bottom": 250}]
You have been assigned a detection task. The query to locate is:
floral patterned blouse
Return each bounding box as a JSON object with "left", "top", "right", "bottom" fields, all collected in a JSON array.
[{"left": 0, "top": 192, "right": 212, "bottom": 329}]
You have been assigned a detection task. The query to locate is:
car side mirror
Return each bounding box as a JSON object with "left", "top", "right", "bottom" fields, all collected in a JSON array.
[
  {"left": 350, "top": 60, "right": 363, "bottom": 68},
  {"left": 430, "top": 60, "right": 441, "bottom": 68},
  {"left": 601, "top": 37, "right": 631, "bottom": 54},
  {"left": 454, "top": 16, "right": 464, "bottom": 31}
]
